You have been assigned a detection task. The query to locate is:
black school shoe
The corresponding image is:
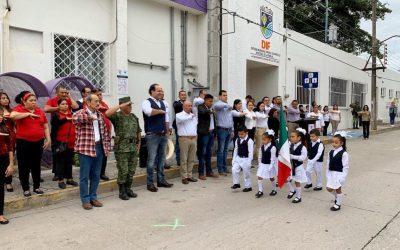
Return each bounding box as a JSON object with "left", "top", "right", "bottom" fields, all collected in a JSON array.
[
  {"left": 269, "top": 190, "right": 277, "bottom": 196},
  {"left": 287, "top": 191, "right": 296, "bottom": 199},
  {"left": 231, "top": 184, "right": 241, "bottom": 189},
  {"left": 330, "top": 204, "right": 341, "bottom": 211},
  {"left": 304, "top": 184, "right": 312, "bottom": 189},
  {"left": 255, "top": 191, "right": 263, "bottom": 198},
  {"left": 242, "top": 188, "right": 252, "bottom": 192},
  {"left": 292, "top": 197, "right": 302, "bottom": 203},
  {"left": 313, "top": 187, "right": 323, "bottom": 191}
]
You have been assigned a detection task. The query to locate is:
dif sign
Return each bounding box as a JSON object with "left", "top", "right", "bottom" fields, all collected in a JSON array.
[{"left": 303, "top": 72, "right": 319, "bottom": 89}]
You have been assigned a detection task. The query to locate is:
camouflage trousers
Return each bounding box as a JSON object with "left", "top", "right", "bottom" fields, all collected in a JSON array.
[{"left": 115, "top": 151, "right": 138, "bottom": 186}]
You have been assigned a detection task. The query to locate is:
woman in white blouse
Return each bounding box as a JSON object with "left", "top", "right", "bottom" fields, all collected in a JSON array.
[
  {"left": 254, "top": 102, "right": 268, "bottom": 159},
  {"left": 329, "top": 104, "right": 341, "bottom": 134},
  {"left": 244, "top": 100, "right": 257, "bottom": 140}
]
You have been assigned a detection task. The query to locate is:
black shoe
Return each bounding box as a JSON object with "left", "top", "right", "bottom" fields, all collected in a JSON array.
[
  {"left": 164, "top": 165, "right": 171, "bottom": 170},
  {"left": 66, "top": 180, "right": 79, "bottom": 187},
  {"left": 292, "top": 197, "right": 302, "bottom": 203},
  {"left": 231, "top": 184, "right": 241, "bottom": 189},
  {"left": 147, "top": 184, "right": 158, "bottom": 192},
  {"left": 100, "top": 175, "right": 110, "bottom": 181},
  {"left": 40, "top": 178, "right": 44, "bottom": 183},
  {"left": 330, "top": 204, "right": 341, "bottom": 211},
  {"left": 242, "top": 188, "right": 252, "bottom": 192},
  {"left": 125, "top": 188, "right": 138, "bottom": 198},
  {"left": 33, "top": 189, "right": 44, "bottom": 195},
  {"left": 287, "top": 191, "right": 296, "bottom": 199},
  {"left": 313, "top": 187, "right": 323, "bottom": 191},
  {"left": 157, "top": 181, "right": 173, "bottom": 188},
  {"left": 58, "top": 182, "right": 66, "bottom": 189},
  {"left": 187, "top": 177, "right": 198, "bottom": 182},
  {"left": 269, "top": 190, "right": 277, "bottom": 196},
  {"left": 23, "top": 191, "right": 32, "bottom": 197},
  {"left": 6, "top": 184, "right": 13, "bottom": 192},
  {"left": 119, "top": 185, "right": 130, "bottom": 200},
  {"left": 0, "top": 219, "right": 9, "bottom": 225},
  {"left": 304, "top": 184, "right": 312, "bottom": 189},
  {"left": 255, "top": 191, "right": 263, "bottom": 198},
  {"left": 52, "top": 176, "right": 58, "bottom": 181}
]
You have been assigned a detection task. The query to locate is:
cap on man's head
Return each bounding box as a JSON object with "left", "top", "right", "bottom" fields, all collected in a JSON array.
[{"left": 119, "top": 96, "right": 131, "bottom": 104}]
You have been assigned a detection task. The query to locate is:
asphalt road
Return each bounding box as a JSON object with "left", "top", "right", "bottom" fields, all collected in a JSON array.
[{"left": 1, "top": 130, "right": 400, "bottom": 250}]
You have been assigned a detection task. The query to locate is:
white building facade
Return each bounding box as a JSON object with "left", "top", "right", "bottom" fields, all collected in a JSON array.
[{"left": 1, "top": 0, "right": 399, "bottom": 130}]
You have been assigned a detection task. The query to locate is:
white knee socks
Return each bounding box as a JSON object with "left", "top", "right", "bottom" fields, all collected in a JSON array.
[
  {"left": 271, "top": 179, "right": 277, "bottom": 191},
  {"left": 287, "top": 181, "right": 295, "bottom": 193},
  {"left": 258, "top": 179, "right": 263, "bottom": 192},
  {"left": 296, "top": 187, "right": 302, "bottom": 199},
  {"left": 336, "top": 193, "right": 343, "bottom": 205}
]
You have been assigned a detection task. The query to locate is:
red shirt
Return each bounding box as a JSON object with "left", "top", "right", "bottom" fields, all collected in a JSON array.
[
  {"left": 55, "top": 112, "right": 76, "bottom": 149},
  {"left": 99, "top": 101, "right": 111, "bottom": 135},
  {"left": 0, "top": 124, "right": 12, "bottom": 156},
  {"left": 13, "top": 105, "right": 48, "bottom": 142},
  {"left": 46, "top": 97, "right": 73, "bottom": 112}
]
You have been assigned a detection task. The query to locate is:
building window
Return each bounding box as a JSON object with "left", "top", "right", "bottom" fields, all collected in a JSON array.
[
  {"left": 53, "top": 34, "right": 110, "bottom": 93},
  {"left": 329, "top": 77, "right": 348, "bottom": 107},
  {"left": 352, "top": 82, "right": 366, "bottom": 107},
  {"left": 381, "top": 87, "right": 386, "bottom": 98},
  {"left": 389, "top": 89, "right": 394, "bottom": 99},
  {"left": 296, "top": 69, "right": 316, "bottom": 105},
  {"left": 396, "top": 91, "right": 400, "bottom": 99}
]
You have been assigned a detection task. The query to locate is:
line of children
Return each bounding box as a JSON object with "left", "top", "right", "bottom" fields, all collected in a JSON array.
[
  {"left": 231, "top": 127, "right": 254, "bottom": 192},
  {"left": 305, "top": 129, "right": 324, "bottom": 191},
  {"left": 255, "top": 130, "right": 278, "bottom": 198}
]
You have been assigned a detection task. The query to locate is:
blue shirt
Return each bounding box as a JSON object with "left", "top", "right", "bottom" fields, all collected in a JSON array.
[{"left": 213, "top": 100, "right": 233, "bottom": 129}]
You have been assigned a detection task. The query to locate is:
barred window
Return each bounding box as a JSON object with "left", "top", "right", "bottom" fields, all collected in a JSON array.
[
  {"left": 396, "top": 91, "right": 400, "bottom": 99},
  {"left": 389, "top": 89, "right": 394, "bottom": 99},
  {"left": 352, "top": 82, "right": 366, "bottom": 107},
  {"left": 329, "top": 77, "right": 348, "bottom": 107},
  {"left": 381, "top": 87, "right": 386, "bottom": 97},
  {"left": 296, "top": 69, "right": 316, "bottom": 105},
  {"left": 53, "top": 34, "right": 110, "bottom": 94}
]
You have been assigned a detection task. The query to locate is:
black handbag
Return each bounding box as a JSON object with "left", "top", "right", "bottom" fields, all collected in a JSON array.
[{"left": 55, "top": 120, "right": 72, "bottom": 154}]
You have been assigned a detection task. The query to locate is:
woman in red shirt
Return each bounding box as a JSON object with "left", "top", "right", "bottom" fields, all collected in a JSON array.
[
  {"left": 0, "top": 92, "right": 16, "bottom": 192},
  {"left": 10, "top": 92, "right": 51, "bottom": 197},
  {"left": 51, "top": 98, "right": 78, "bottom": 189}
]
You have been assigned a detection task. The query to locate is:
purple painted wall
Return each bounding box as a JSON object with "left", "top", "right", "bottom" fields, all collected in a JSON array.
[{"left": 172, "top": 0, "right": 207, "bottom": 13}]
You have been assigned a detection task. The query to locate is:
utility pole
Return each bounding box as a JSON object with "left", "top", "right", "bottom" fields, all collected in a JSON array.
[
  {"left": 371, "top": 0, "right": 378, "bottom": 130},
  {"left": 324, "top": 0, "right": 329, "bottom": 43}
]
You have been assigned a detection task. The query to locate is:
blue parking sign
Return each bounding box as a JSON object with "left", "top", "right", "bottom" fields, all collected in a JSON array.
[{"left": 303, "top": 72, "right": 319, "bottom": 88}]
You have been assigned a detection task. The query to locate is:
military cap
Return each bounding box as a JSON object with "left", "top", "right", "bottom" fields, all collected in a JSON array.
[{"left": 119, "top": 96, "right": 132, "bottom": 104}]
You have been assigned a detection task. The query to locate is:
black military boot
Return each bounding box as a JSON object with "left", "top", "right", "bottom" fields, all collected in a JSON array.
[
  {"left": 119, "top": 185, "right": 130, "bottom": 200},
  {"left": 125, "top": 183, "right": 138, "bottom": 198}
]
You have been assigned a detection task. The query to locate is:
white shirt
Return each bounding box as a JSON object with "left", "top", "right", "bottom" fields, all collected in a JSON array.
[
  {"left": 323, "top": 112, "right": 330, "bottom": 122},
  {"left": 87, "top": 108, "right": 100, "bottom": 142},
  {"left": 175, "top": 111, "right": 198, "bottom": 136},
  {"left": 141, "top": 96, "right": 169, "bottom": 122},
  {"left": 192, "top": 97, "right": 204, "bottom": 117},
  {"left": 244, "top": 109, "right": 256, "bottom": 129},
  {"left": 329, "top": 110, "right": 341, "bottom": 121},
  {"left": 308, "top": 139, "right": 324, "bottom": 163},
  {"left": 327, "top": 146, "right": 349, "bottom": 177},
  {"left": 255, "top": 111, "right": 268, "bottom": 128},
  {"left": 233, "top": 136, "right": 254, "bottom": 162},
  {"left": 307, "top": 112, "right": 324, "bottom": 128},
  {"left": 290, "top": 142, "right": 308, "bottom": 162},
  {"left": 258, "top": 143, "right": 276, "bottom": 165},
  {"left": 209, "top": 110, "right": 215, "bottom": 131},
  {"left": 163, "top": 99, "right": 172, "bottom": 128}
]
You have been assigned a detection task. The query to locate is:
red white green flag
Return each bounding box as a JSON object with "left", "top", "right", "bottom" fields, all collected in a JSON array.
[{"left": 277, "top": 106, "right": 291, "bottom": 188}]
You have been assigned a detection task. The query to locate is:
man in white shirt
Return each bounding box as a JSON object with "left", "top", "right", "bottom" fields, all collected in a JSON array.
[
  {"left": 176, "top": 101, "right": 198, "bottom": 184},
  {"left": 192, "top": 89, "right": 207, "bottom": 117},
  {"left": 307, "top": 105, "right": 324, "bottom": 133}
]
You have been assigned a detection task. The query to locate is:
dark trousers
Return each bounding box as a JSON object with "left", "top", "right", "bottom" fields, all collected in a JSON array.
[
  {"left": 323, "top": 121, "right": 330, "bottom": 136},
  {"left": 362, "top": 121, "right": 370, "bottom": 139},
  {"left": 101, "top": 156, "right": 107, "bottom": 176},
  {"left": 390, "top": 114, "right": 396, "bottom": 125},
  {"left": 55, "top": 148, "right": 74, "bottom": 181},
  {"left": 16, "top": 139, "right": 44, "bottom": 191},
  {"left": 0, "top": 155, "right": 9, "bottom": 216},
  {"left": 353, "top": 117, "right": 359, "bottom": 129},
  {"left": 198, "top": 132, "right": 215, "bottom": 176},
  {"left": 248, "top": 127, "right": 256, "bottom": 140},
  {"left": 5, "top": 173, "right": 12, "bottom": 185}
]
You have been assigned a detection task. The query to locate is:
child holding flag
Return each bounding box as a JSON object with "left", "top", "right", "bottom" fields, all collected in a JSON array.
[
  {"left": 326, "top": 131, "right": 349, "bottom": 211},
  {"left": 255, "top": 130, "right": 278, "bottom": 198}
]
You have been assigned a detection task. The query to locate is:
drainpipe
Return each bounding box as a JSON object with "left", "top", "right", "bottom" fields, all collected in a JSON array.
[
  {"left": 1, "top": 5, "right": 10, "bottom": 73},
  {"left": 180, "top": 11, "right": 185, "bottom": 90},
  {"left": 170, "top": 7, "right": 176, "bottom": 102}
]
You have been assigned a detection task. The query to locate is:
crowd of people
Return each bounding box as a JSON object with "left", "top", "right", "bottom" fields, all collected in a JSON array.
[{"left": 0, "top": 83, "right": 352, "bottom": 225}]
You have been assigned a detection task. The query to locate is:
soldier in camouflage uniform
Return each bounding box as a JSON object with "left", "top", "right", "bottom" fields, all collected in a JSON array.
[{"left": 106, "top": 97, "right": 142, "bottom": 200}]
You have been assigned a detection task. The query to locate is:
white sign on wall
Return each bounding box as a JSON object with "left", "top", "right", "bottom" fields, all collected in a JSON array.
[{"left": 117, "top": 70, "right": 128, "bottom": 95}]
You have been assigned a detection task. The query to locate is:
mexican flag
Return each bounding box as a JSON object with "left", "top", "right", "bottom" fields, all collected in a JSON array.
[{"left": 277, "top": 106, "right": 291, "bottom": 188}]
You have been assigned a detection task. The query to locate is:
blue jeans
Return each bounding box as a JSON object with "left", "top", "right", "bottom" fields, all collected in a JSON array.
[
  {"left": 217, "top": 128, "right": 231, "bottom": 173},
  {"left": 198, "top": 132, "right": 215, "bottom": 176},
  {"left": 146, "top": 134, "right": 167, "bottom": 185},
  {"left": 390, "top": 114, "right": 396, "bottom": 125},
  {"left": 174, "top": 132, "right": 180, "bottom": 165},
  {"left": 79, "top": 144, "right": 104, "bottom": 204}
]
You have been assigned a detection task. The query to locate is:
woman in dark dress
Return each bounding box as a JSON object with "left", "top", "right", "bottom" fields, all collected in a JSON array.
[{"left": 267, "top": 108, "right": 280, "bottom": 138}]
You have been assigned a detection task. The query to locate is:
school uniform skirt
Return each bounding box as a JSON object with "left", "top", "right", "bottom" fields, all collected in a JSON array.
[
  {"left": 257, "top": 163, "right": 276, "bottom": 179},
  {"left": 291, "top": 164, "right": 308, "bottom": 183},
  {"left": 326, "top": 170, "right": 346, "bottom": 189}
]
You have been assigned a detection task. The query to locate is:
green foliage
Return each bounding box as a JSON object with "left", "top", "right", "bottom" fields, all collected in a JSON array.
[{"left": 284, "top": 0, "right": 391, "bottom": 55}]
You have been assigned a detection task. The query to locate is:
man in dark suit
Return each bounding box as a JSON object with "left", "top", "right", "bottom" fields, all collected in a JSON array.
[
  {"left": 197, "top": 94, "right": 218, "bottom": 180},
  {"left": 173, "top": 90, "right": 187, "bottom": 166}
]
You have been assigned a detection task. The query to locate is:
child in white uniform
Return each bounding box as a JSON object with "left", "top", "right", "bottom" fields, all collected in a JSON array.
[
  {"left": 326, "top": 131, "right": 349, "bottom": 211},
  {"left": 287, "top": 128, "right": 308, "bottom": 203},
  {"left": 305, "top": 129, "right": 325, "bottom": 191},
  {"left": 255, "top": 130, "right": 277, "bottom": 198},
  {"left": 231, "top": 127, "right": 254, "bottom": 192}
]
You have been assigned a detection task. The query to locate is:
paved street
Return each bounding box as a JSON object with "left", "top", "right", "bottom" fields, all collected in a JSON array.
[{"left": 1, "top": 130, "right": 400, "bottom": 249}]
